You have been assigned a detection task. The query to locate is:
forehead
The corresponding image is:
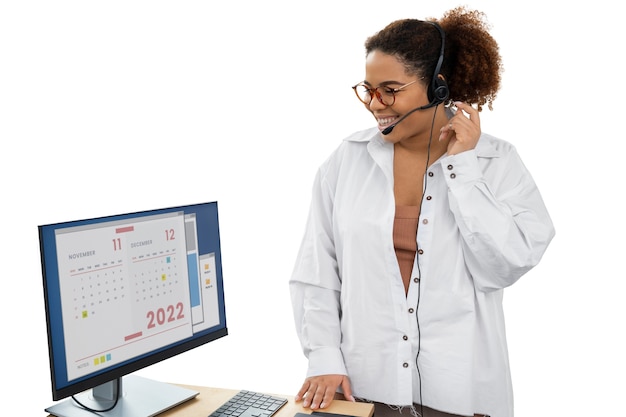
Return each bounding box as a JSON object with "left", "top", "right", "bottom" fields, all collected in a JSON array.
[{"left": 364, "top": 50, "right": 408, "bottom": 84}]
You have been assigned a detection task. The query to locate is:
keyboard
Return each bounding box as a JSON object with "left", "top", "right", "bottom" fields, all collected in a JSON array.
[{"left": 208, "top": 390, "right": 288, "bottom": 417}]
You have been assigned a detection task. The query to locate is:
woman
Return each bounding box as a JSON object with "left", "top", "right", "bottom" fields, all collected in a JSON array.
[{"left": 289, "top": 7, "right": 555, "bottom": 417}]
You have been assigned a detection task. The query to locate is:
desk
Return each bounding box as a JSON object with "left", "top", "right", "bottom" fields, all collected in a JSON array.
[
  {"left": 160, "top": 385, "right": 375, "bottom": 417},
  {"left": 47, "top": 384, "right": 375, "bottom": 417}
]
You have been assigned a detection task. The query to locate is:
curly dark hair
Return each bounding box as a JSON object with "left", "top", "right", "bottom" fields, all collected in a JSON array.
[{"left": 364, "top": 6, "right": 502, "bottom": 111}]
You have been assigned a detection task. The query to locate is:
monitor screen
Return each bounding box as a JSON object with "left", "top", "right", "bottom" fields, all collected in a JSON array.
[{"left": 39, "top": 201, "right": 228, "bottom": 416}]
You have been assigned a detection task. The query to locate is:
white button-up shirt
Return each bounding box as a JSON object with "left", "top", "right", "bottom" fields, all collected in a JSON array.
[{"left": 290, "top": 127, "right": 555, "bottom": 417}]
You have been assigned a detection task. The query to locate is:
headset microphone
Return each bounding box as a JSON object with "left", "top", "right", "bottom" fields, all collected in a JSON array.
[{"left": 381, "top": 101, "right": 437, "bottom": 135}]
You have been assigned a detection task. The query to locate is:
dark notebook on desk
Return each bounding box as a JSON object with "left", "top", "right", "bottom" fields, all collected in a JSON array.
[
  {"left": 294, "top": 412, "right": 357, "bottom": 417},
  {"left": 312, "top": 412, "right": 357, "bottom": 417}
]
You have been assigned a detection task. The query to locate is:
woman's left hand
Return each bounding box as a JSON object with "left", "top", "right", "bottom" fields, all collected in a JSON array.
[{"left": 439, "top": 101, "right": 481, "bottom": 155}]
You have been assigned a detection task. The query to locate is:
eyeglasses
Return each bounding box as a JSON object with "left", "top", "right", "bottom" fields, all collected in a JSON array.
[{"left": 351, "top": 79, "right": 421, "bottom": 106}]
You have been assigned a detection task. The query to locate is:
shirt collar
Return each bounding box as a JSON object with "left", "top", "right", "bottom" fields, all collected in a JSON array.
[{"left": 343, "top": 127, "right": 501, "bottom": 159}]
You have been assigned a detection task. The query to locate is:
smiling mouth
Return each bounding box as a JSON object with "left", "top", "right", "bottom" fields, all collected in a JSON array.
[{"left": 377, "top": 116, "right": 397, "bottom": 127}]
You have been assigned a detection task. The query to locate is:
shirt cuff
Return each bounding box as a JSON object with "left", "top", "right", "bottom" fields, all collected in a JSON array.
[
  {"left": 440, "top": 150, "right": 482, "bottom": 189},
  {"left": 306, "top": 346, "right": 348, "bottom": 377}
]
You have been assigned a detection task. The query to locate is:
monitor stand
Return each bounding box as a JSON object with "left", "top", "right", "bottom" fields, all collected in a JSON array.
[{"left": 45, "top": 374, "right": 199, "bottom": 417}]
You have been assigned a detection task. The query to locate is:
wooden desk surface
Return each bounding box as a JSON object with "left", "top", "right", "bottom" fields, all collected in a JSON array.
[
  {"left": 46, "top": 383, "right": 374, "bottom": 417},
  {"left": 159, "top": 385, "right": 375, "bottom": 417}
]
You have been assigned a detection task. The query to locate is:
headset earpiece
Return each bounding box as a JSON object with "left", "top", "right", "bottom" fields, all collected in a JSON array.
[{"left": 430, "top": 76, "right": 449, "bottom": 104}]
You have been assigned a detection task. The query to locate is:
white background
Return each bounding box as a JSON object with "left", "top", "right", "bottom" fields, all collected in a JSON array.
[{"left": 1, "top": 1, "right": 624, "bottom": 415}]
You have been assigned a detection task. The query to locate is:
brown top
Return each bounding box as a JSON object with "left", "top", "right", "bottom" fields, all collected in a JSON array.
[{"left": 393, "top": 205, "right": 420, "bottom": 295}]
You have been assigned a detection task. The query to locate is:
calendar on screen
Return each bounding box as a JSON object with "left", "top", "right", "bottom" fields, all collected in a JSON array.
[{"left": 54, "top": 211, "right": 215, "bottom": 381}]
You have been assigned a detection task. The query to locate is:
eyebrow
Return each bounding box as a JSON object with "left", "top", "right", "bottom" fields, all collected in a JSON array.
[{"left": 362, "top": 80, "right": 409, "bottom": 88}]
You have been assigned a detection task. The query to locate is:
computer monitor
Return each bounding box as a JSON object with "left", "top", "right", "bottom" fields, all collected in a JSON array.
[{"left": 39, "top": 201, "right": 228, "bottom": 417}]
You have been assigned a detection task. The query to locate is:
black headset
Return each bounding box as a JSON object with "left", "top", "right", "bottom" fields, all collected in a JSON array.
[
  {"left": 423, "top": 21, "right": 450, "bottom": 105},
  {"left": 380, "top": 20, "right": 451, "bottom": 135}
]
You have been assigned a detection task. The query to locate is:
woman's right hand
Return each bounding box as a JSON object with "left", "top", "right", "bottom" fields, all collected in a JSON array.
[{"left": 294, "top": 374, "right": 355, "bottom": 410}]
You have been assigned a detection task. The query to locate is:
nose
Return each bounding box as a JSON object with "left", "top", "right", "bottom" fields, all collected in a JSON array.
[{"left": 368, "top": 95, "right": 388, "bottom": 111}]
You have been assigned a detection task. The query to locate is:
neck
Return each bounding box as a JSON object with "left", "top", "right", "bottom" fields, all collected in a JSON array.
[
  {"left": 395, "top": 104, "right": 449, "bottom": 151},
  {"left": 396, "top": 127, "right": 448, "bottom": 158}
]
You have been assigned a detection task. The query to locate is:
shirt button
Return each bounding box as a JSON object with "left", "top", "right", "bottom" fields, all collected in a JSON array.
[
  {"left": 450, "top": 173, "right": 456, "bottom": 179},
  {"left": 403, "top": 362, "right": 409, "bottom": 368},
  {"left": 413, "top": 277, "right": 420, "bottom": 283},
  {"left": 403, "top": 335, "right": 408, "bottom": 341},
  {"left": 426, "top": 195, "right": 432, "bottom": 200},
  {"left": 422, "top": 219, "right": 428, "bottom": 225},
  {"left": 418, "top": 249, "right": 424, "bottom": 255},
  {"left": 447, "top": 164, "right": 453, "bottom": 170},
  {"left": 408, "top": 308, "right": 414, "bottom": 313},
  {"left": 428, "top": 172, "right": 434, "bottom": 177}
]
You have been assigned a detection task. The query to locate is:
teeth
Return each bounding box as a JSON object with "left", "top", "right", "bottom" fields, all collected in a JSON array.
[{"left": 378, "top": 117, "right": 396, "bottom": 126}]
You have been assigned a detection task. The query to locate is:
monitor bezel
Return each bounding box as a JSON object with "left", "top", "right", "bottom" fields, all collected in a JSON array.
[{"left": 39, "top": 201, "right": 228, "bottom": 401}]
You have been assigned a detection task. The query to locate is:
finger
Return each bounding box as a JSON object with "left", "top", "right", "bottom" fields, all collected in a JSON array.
[
  {"left": 341, "top": 377, "right": 355, "bottom": 402},
  {"left": 439, "top": 121, "right": 455, "bottom": 141},
  {"left": 454, "top": 101, "right": 476, "bottom": 116},
  {"left": 319, "top": 384, "right": 341, "bottom": 409},
  {"left": 295, "top": 381, "right": 310, "bottom": 402},
  {"left": 454, "top": 101, "right": 480, "bottom": 128},
  {"left": 309, "top": 385, "right": 327, "bottom": 409},
  {"left": 295, "top": 380, "right": 312, "bottom": 403}
]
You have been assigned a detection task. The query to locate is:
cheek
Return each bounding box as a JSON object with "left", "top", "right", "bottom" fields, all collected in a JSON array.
[{"left": 397, "top": 88, "right": 431, "bottom": 112}]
